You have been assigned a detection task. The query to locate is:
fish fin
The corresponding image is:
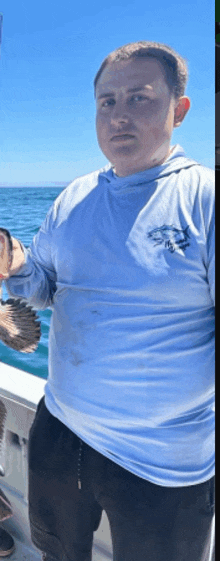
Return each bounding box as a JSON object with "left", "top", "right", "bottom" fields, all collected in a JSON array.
[{"left": 0, "top": 299, "right": 41, "bottom": 353}]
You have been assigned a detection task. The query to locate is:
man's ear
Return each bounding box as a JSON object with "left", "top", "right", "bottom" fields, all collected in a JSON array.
[{"left": 173, "top": 97, "right": 191, "bottom": 128}]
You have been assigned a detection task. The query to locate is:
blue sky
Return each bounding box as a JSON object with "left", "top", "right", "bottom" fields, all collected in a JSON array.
[{"left": 0, "top": 0, "right": 214, "bottom": 186}]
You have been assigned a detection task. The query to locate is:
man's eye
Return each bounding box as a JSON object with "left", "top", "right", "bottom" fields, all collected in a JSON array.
[
  {"left": 101, "top": 99, "right": 115, "bottom": 108},
  {"left": 130, "top": 95, "right": 150, "bottom": 102}
]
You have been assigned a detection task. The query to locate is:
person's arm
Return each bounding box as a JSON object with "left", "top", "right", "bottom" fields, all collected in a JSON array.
[
  {"left": 200, "top": 170, "right": 215, "bottom": 306},
  {"left": 4, "top": 206, "right": 57, "bottom": 310},
  {"left": 206, "top": 209, "right": 215, "bottom": 306}
]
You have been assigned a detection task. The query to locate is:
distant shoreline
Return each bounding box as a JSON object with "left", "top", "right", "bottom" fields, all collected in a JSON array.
[{"left": 0, "top": 184, "right": 69, "bottom": 188}]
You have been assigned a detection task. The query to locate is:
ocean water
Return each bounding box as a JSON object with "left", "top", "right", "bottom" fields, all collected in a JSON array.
[{"left": 0, "top": 187, "right": 64, "bottom": 379}]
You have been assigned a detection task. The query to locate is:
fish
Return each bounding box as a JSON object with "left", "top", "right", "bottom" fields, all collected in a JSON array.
[
  {"left": 0, "top": 228, "right": 41, "bottom": 353},
  {"left": 147, "top": 224, "right": 190, "bottom": 253}
]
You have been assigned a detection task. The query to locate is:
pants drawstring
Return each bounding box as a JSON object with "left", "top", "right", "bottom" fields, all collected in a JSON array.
[{"left": 77, "top": 439, "right": 83, "bottom": 490}]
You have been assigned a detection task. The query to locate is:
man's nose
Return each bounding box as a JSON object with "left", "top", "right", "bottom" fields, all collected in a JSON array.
[
  {"left": 111, "top": 115, "right": 129, "bottom": 125},
  {"left": 110, "top": 102, "right": 130, "bottom": 125}
]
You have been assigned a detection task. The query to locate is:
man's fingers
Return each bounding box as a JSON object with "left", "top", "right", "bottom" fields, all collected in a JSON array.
[
  {"left": 9, "top": 237, "right": 25, "bottom": 275},
  {"left": 0, "top": 229, "right": 13, "bottom": 278},
  {"left": 0, "top": 231, "right": 25, "bottom": 278}
]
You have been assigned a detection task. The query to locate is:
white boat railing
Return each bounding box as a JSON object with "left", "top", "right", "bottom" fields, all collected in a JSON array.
[{"left": 0, "top": 361, "right": 113, "bottom": 560}]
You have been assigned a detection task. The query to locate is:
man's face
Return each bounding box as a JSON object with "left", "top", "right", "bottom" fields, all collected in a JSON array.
[{"left": 95, "top": 58, "right": 190, "bottom": 176}]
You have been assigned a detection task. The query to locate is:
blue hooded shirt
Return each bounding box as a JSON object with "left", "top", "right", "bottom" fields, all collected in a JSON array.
[{"left": 7, "top": 145, "right": 215, "bottom": 486}]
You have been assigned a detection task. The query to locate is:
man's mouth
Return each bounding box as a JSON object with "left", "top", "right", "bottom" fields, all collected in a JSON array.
[{"left": 110, "top": 134, "right": 135, "bottom": 141}]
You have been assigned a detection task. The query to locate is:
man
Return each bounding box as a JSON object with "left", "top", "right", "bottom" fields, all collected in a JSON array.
[{"left": 2, "top": 41, "right": 215, "bottom": 561}]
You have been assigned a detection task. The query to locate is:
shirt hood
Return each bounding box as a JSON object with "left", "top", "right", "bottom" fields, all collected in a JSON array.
[{"left": 99, "top": 144, "right": 200, "bottom": 189}]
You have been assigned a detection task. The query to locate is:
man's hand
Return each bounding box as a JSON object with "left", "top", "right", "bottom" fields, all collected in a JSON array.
[
  {"left": 0, "top": 229, "right": 25, "bottom": 279},
  {"left": 9, "top": 237, "right": 25, "bottom": 276}
]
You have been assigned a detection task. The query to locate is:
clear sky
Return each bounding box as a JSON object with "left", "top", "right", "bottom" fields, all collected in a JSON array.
[{"left": 0, "top": 0, "right": 214, "bottom": 186}]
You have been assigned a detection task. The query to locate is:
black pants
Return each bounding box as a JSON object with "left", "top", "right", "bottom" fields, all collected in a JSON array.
[{"left": 28, "top": 397, "right": 215, "bottom": 561}]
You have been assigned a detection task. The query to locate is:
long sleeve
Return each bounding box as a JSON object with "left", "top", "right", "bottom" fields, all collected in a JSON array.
[
  {"left": 206, "top": 209, "right": 215, "bottom": 306},
  {"left": 5, "top": 206, "right": 57, "bottom": 310}
]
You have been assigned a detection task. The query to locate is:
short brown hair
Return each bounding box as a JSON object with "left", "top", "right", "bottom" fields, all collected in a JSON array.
[{"left": 94, "top": 41, "right": 188, "bottom": 99}]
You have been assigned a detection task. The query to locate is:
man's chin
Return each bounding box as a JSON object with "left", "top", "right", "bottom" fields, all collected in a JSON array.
[{"left": 108, "top": 143, "right": 139, "bottom": 158}]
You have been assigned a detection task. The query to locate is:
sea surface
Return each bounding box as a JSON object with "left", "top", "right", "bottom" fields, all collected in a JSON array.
[{"left": 0, "top": 187, "right": 64, "bottom": 379}]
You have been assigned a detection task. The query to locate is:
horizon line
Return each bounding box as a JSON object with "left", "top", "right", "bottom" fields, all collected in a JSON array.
[{"left": 0, "top": 181, "right": 70, "bottom": 187}]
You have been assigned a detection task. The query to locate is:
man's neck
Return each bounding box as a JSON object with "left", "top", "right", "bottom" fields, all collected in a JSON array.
[{"left": 113, "top": 146, "right": 174, "bottom": 177}]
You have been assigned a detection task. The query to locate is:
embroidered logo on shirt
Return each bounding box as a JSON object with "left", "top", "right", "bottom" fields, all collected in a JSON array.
[{"left": 147, "top": 225, "right": 190, "bottom": 253}]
